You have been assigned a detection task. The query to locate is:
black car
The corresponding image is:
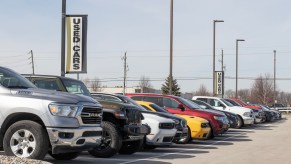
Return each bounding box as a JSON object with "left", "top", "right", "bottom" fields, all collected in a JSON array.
[
  {"left": 259, "top": 105, "right": 281, "bottom": 120},
  {"left": 257, "top": 105, "right": 276, "bottom": 122},
  {"left": 90, "top": 93, "right": 189, "bottom": 143},
  {"left": 192, "top": 100, "right": 240, "bottom": 128}
]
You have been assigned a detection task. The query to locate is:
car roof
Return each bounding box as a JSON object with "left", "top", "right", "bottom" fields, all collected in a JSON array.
[{"left": 22, "top": 74, "right": 80, "bottom": 82}]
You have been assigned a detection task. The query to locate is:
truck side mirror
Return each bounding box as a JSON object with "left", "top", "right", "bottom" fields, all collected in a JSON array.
[{"left": 178, "top": 104, "right": 185, "bottom": 111}]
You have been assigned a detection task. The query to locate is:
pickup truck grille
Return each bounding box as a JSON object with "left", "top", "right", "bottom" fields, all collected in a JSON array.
[
  {"left": 125, "top": 108, "right": 142, "bottom": 124},
  {"left": 81, "top": 107, "right": 102, "bottom": 124}
]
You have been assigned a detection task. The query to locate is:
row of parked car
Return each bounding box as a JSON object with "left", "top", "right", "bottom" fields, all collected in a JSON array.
[{"left": 0, "top": 66, "right": 282, "bottom": 160}]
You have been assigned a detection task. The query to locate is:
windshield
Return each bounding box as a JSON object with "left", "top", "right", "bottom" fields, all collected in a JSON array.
[
  {"left": 117, "top": 95, "right": 147, "bottom": 111},
  {"left": 177, "top": 97, "right": 201, "bottom": 109},
  {"left": 150, "top": 104, "right": 168, "bottom": 113},
  {"left": 0, "top": 67, "right": 36, "bottom": 89},
  {"left": 194, "top": 100, "right": 214, "bottom": 109},
  {"left": 62, "top": 78, "right": 91, "bottom": 96},
  {"left": 220, "top": 99, "right": 234, "bottom": 106},
  {"left": 224, "top": 99, "right": 242, "bottom": 106}
]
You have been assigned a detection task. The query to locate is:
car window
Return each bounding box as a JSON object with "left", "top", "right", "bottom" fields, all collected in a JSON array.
[
  {"left": 31, "top": 78, "right": 62, "bottom": 91},
  {"left": 0, "top": 68, "right": 35, "bottom": 89},
  {"left": 102, "top": 95, "right": 122, "bottom": 102},
  {"left": 143, "top": 96, "right": 163, "bottom": 107},
  {"left": 163, "top": 98, "right": 179, "bottom": 108},
  {"left": 150, "top": 104, "right": 168, "bottom": 113},
  {"left": 209, "top": 99, "right": 223, "bottom": 107},
  {"left": 196, "top": 98, "right": 208, "bottom": 103},
  {"left": 130, "top": 96, "right": 142, "bottom": 101},
  {"left": 62, "top": 78, "right": 91, "bottom": 96}
]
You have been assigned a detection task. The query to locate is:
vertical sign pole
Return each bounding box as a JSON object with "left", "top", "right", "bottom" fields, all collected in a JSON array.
[{"left": 61, "top": 0, "right": 66, "bottom": 77}]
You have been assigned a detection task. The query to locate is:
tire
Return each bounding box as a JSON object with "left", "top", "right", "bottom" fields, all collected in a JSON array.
[
  {"left": 3, "top": 120, "right": 49, "bottom": 160},
  {"left": 49, "top": 152, "right": 79, "bottom": 160},
  {"left": 177, "top": 127, "right": 191, "bottom": 144},
  {"left": 235, "top": 116, "right": 243, "bottom": 129},
  {"left": 118, "top": 139, "right": 143, "bottom": 155},
  {"left": 207, "top": 123, "right": 214, "bottom": 139},
  {"left": 88, "top": 121, "right": 122, "bottom": 158}
]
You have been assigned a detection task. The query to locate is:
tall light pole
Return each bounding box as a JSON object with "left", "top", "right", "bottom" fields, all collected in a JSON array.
[
  {"left": 274, "top": 50, "right": 276, "bottom": 107},
  {"left": 169, "top": 0, "right": 174, "bottom": 95},
  {"left": 235, "top": 39, "right": 245, "bottom": 98},
  {"left": 213, "top": 20, "right": 224, "bottom": 96},
  {"left": 61, "top": 0, "right": 66, "bottom": 77}
]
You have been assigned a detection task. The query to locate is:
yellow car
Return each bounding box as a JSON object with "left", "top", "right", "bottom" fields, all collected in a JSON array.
[{"left": 136, "top": 101, "right": 211, "bottom": 142}]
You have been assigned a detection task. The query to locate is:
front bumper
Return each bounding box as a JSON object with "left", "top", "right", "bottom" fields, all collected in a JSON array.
[
  {"left": 243, "top": 118, "right": 255, "bottom": 125},
  {"left": 173, "top": 127, "right": 188, "bottom": 142},
  {"left": 190, "top": 126, "right": 211, "bottom": 139},
  {"left": 146, "top": 128, "right": 177, "bottom": 146},
  {"left": 47, "top": 126, "right": 102, "bottom": 154},
  {"left": 123, "top": 124, "right": 151, "bottom": 141}
]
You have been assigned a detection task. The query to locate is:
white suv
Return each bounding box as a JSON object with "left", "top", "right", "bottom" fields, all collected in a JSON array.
[{"left": 192, "top": 96, "right": 254, "bottom": 126}]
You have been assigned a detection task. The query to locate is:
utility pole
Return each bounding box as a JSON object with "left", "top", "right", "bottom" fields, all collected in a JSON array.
[
  {"left": 122, "top": 52, "right": 128, "bottom": 95},
  {"left": 274, "top": 50, "right": 276, "bottom": 107},
  {"left": 28, "top": 50, "right": 35, "bottom": 75},
  {"left": 169, "top": 0, "right": 174, "bottom": 95},
  {"left": 61, "top": 0, "right": 66, "bottom": 77},
  {"left": 221, "top": 49, "right": 224, "bottom": 71}
]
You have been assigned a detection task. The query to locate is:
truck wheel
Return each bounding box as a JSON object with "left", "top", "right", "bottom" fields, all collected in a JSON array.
[
  {"left": 119, "top": 139, "right": 143, "bottom": 155},
  {"left": 49, "top": 151, "right": 79, "bottom": 160},
  {"left": 3, "top": 120, "right": 49, "bottom": 160},
  {"left": 236, "top": 116, "right": 243, "bottom": 129},
  {"left": 88, "top": 121, "right": 122, "bottom": 158}
]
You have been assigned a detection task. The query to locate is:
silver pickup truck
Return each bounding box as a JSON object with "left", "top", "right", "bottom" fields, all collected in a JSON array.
[{"left": 0, "top": 66, "right": 103, "bottom": 160}]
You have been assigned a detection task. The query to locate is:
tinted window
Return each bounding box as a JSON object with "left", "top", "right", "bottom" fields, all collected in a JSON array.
[
  {"left": 130, "top": 96, "right": 142, "bottom": 101},
  {"left": 196, "top": 98, "right": 208, "bottom": 103},
  {"left": 102, "top": 95, "right": 122, "bottom": 102},
  {"left": 150, "top": 104, "right": 168, "bottom": 113},
  {"left": 62, "top": 78, "right": 90, "bottom": 96},
  {"left": 32, "top": 78, "right": 62, "bottom": 91},
  {"left": 143, "top": 96, "right": 163, "bottom": 107},
  {"left": 220, "top": 99, "right": 233, "bottom": 106},
  {"left": 163, "top": 98, "right": 179, "bottom": 108}
]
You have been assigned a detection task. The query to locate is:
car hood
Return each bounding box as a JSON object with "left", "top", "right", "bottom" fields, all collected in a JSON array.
[
  {"left": 230, "top": 106, "right": 252, "bottom": 112},
  {"left": 142, "top": 111, "right": 185, "bottom": 121},
  {"left": 10, "top": 88, "right": 98, "bottom": 104},
  {"left": 142, "top": 112, "right": 174, "bottom": 123}
]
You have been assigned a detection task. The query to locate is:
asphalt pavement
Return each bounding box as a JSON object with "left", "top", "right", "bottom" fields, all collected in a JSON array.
[{"left": 7, "top": 115, "right": 291, "bottom": 164}]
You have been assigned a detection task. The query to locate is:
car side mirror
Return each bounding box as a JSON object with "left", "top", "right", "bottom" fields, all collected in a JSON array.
[{"left": 178, "top": 104, "right": 185, "bottom": 111}]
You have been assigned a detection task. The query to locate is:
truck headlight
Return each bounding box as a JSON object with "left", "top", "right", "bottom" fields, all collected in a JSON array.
[
  {"left": 243, "top": 112, "right": 251, "bottom": 117},
  {"left": 48, "top": 104, "right": 80, "bottom": 117}
]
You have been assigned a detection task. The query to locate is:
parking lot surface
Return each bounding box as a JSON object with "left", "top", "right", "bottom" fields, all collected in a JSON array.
[{"left": 25, "top": 115, "right": 291, "bottom": 164}]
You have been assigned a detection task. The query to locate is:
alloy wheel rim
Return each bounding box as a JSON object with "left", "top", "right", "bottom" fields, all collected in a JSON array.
[{"left": 10, "top": 129, "right": 36, "bottom": 158}]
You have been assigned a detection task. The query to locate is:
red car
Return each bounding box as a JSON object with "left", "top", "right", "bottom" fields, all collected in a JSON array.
[
  {"left": 230, "top": 98, "right": 261, "bottom": 110},
  {"left": 126, "top": 93, "right": 229, "bottom": 138}
]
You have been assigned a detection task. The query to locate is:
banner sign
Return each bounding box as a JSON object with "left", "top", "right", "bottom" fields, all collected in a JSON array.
[
  {"left": 66, "top": 15, "right": 88, "bottom": 73},
  {"left": 215, "top": 71, "right": 224, "bottom": 95}
]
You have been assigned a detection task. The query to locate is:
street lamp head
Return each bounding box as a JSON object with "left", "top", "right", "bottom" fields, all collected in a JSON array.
[
  {"left": 236, "top": 39, "right": 245, "bottom": 42},
  {"left": 214, "top": 20, "right": 224, "bottom": 23}
]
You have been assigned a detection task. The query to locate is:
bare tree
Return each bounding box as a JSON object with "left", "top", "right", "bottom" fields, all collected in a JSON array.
[
  {"left": 225, "top": 89, "right": 235, "bottom": 98},
  {"left": 238, "top": 89, "right": 251, "bottom": 102},
  {"left": 138, "top": 76, "right": 152, "bottom": 93},
  {"left": 91, "top": 77, "right": 103, "bottom": 92},
  {"left": 250, "top": 74, "right": 274, "bottom": 104},
  {"left": 193, "top": 84, "right": 211, "bottom": 96},
  {"left": 82, "top": 77, "right": 90, "bottom": 88}
]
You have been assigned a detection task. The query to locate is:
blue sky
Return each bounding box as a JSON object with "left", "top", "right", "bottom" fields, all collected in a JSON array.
[{"left": 1, "top": 0, "right": 291, "bottom": 93}]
